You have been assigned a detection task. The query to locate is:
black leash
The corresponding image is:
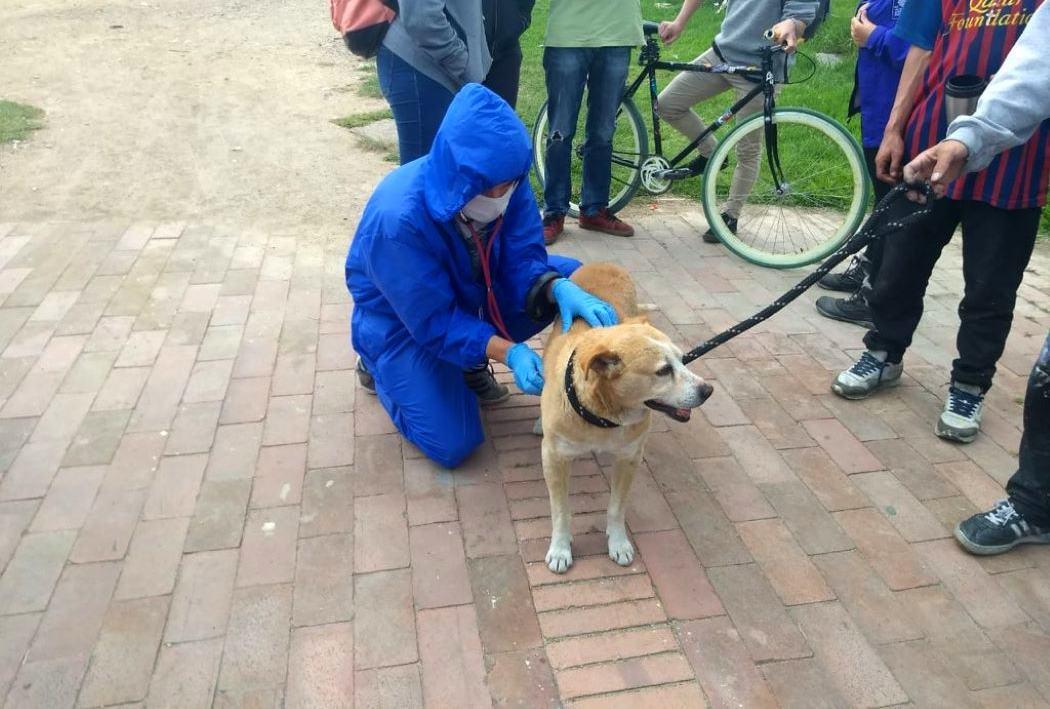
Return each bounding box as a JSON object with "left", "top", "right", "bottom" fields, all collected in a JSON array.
[{"left": 681, "top": 182, "right": 934, "bottom": 365}]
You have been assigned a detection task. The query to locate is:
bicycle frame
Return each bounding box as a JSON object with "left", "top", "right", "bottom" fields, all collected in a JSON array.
[{"left": 623, "top": 34, "right": 789, "bottom": 188}]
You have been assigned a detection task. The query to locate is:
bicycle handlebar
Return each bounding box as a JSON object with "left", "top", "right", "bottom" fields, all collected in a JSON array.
[{"left": 763, "top": 28, "right": 805, "bottom": 45}]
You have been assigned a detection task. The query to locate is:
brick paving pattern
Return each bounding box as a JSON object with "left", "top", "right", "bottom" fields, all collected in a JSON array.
[{"left": 0, "top": 217, "right": 1048, "bottom": 707}]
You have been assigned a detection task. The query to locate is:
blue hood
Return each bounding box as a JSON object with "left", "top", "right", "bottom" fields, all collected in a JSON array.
[{"left": 422, "top": 83, "right": 533, "bottom": 222}]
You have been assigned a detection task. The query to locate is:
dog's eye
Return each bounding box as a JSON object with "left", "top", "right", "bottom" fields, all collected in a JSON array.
[{"left": 655, "top": 365, "right": 673, "bottom": 377}]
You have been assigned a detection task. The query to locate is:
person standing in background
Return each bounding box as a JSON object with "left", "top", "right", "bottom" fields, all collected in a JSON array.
[
  {"left": 815, "top": 0, "right": 911, "bottom": 328},
  {"left": 540, "top": 0, "right": 643, "bottom": 245},
  {"left": 377, "top": 0, "right": 491, "bottom": 164},
  {"left": 832, "top": 0, "right": 1049, "bottom": 445},
  {"left": 483, "top": 0, "right": 536, "bottom": 108},
  {"left": 900, "top": 0, "right": 1050, "bottom": 554},
  {"left": 655, "top": 0, "right": 815, "bottom": 243}
]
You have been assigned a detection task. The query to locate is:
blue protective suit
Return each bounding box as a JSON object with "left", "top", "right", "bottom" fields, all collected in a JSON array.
[{"left": 346, "top": 84, "right": 579, "bottom": 468}]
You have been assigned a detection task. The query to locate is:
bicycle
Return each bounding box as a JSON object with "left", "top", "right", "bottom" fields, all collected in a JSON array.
[{"left": 531, "top": 22, "right": 870, "bottom": 269}]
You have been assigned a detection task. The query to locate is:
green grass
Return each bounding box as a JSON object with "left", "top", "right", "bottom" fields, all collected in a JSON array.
[
  {"left": 357, "top": 62, "right": 384, "bottom": 99},
  {"left": 355, "top": 133, "right": 399, "bottom": 164},
  {"left": 519, "top": 0, "right": 857, "bottom": 131},
  {"left": 517, "top": 1, "right": 1049, "bottom": 234},
  {"left": 518, "top": 0, "right": 857, "bottom": 201},
  {"left": 0, "top": 100, "right": 45, "bottom": 143},
  {"left": 333, "top": 109, "right": 392, "bottom": 129}
]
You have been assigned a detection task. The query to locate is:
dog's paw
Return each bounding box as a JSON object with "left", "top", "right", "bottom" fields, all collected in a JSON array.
[
  {"left": 608, "top": 537, "right": 635, "bottom": 567},
  {"left": 546, "top": 541, "right": 573, "bottom": 574}
]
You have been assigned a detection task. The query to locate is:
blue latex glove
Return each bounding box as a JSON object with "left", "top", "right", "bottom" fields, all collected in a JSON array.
[
  {"left": 506, "top": 342, "right": 544, "bottom": 395},
  {"left": 551, "top": 278, "right": 620, "bottom": 333}
]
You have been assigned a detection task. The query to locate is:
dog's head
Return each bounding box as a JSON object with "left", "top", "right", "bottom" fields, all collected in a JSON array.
[{"left": 574, "top": 319, "right": 713, "bottom": 422}]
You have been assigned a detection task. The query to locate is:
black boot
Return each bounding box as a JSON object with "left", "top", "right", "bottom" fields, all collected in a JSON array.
[
  {"left": 815, "top": 291, "right": 874, "bottom": 329},
  {"left": 464, "top": 363, "right": 510, "bottom": 406},
  {"left": 702, "top": 213, "right": 737, "bottom": 244},
  {"left": 819, "top": 256, "right": 866, "bottom": 292},
  {"left": 356, "top": 358, "right": 377, "bottom": 395}
]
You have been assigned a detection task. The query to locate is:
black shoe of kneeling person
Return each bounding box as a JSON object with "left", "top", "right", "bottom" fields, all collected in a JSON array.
[
  {"left": 464, "top": 363, "right": 511, "bottom": 406},
  {"left": 356, "top": 358, "right": 377, "bottom": 395},
  {"left": 702, "top": 213, "right": 737, "bottom": 244},
  {"left": 955, "top": 499, "right": 1050, "bottom": 555},
  {"left": 815, "top": 292, "right": 874, "bottom": 329}
]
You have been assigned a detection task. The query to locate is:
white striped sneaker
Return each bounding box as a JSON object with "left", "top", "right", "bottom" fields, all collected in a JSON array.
[
  {"left": 936, "top": 383, "right": 984, "bottom": 443},
  {"left": 955, "top": 499, "right": 1050, "bottom": 555},
  {"left": 832, "top": 350, "right": 902, "bottom": 400}
]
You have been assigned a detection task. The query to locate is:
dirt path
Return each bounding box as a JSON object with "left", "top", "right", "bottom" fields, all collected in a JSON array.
[{"left": 0, "top": 0, "right": 389, "bottom": 238}]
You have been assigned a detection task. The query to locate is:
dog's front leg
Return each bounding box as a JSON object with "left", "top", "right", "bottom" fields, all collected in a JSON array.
[
  {"left": 607, "top": 450, "right": 640, "bottom": 566},
  {"left": 542, "top": 442, "right": 573, "bottom": 573}
]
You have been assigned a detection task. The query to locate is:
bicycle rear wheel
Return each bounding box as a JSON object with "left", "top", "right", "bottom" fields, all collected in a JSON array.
[
  {"left": 531, "top": 95, "right": 648, "bottom": 218},
  {"left": 700, "top": 108, "right": 869, "bottom": 269}
]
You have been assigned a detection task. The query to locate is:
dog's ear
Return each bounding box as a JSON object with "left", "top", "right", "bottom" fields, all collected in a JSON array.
[{"left": 585, "top": 349, "right": 623, "bottom": 379}]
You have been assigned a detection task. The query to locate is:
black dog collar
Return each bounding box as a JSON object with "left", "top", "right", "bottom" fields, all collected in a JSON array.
[{"left": 564, "top": 350, "right": 620, "bottom": 429}]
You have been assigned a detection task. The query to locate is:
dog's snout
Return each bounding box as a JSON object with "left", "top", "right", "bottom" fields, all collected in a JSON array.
[{"left": 697, "top": 382, "right": 714, "bottom": 403}]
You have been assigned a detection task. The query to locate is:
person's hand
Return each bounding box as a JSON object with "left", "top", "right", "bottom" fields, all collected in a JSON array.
[
  {"left": 902, "top": 139, "right": 969, "bottom": 202},
  {"left": 875, "top": 130, "right": 905, "bottom": 184},
  {"left": 551, "top": 279, "right": 619, "bottom": 333},
  {"left": 659, "top": 20, "right": 685, "bottom": 45},
  {"left": 770, "top": 18, "right": 803, "bottom": 52},
  {"left": 850, "top": 6, "right": 876, "bottom": 47},
  {"left": 506, "top": 342, "right": 544, "bottom": 395}
]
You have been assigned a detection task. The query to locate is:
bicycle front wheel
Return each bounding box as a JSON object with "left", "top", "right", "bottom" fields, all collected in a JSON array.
[
  {"left": 532, "top": 95, "right": 648, "bottom": 218},
  {"left": 700, "top": 108, "right": 869, "bottom": 269}
]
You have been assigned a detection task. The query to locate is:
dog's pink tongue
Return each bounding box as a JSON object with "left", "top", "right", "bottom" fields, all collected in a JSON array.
[{"left": 676, "top": 408, "right": 691, "bottom": 420}]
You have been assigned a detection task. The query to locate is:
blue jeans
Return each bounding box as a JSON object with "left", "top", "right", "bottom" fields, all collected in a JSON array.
[
  {"left": 542, "top": 46, "right": 630, "bottom": 217},
  {"left": 376, "top": 45, "right": 455, "bottom": 164}
]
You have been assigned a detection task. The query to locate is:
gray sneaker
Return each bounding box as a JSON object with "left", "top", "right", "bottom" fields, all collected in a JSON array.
[
  {"left": 832, "top": 351, "right": 903, "bottom": 400},
  {"left": 936, "top": 382, "right": 984, "bottom": 443}
]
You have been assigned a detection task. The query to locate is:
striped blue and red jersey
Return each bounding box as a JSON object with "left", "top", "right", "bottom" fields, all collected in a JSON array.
[{"left": 904, "top": 0, "right": 1050, "bottom": 209}]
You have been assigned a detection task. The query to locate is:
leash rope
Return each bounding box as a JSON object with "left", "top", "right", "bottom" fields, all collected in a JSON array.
[{"left": 681, "top": 182, "right": 933, "bottom": 365}]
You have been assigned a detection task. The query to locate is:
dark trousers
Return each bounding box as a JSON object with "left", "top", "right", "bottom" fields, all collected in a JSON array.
[
  {"left": 1006, "top": 332, "right": 1050, "bottom": 526},
  {"left": 856, "top": 147, "right": 893, "bottom": 287},
  {"left": 376, "top": 45, "right": 455, "bottom": 165},
  {"left": 483, "top": 46, "right": 523, "bottom": 108},
  {"left": 863, "top": 197, "right": 1039, "bottom": 391}
]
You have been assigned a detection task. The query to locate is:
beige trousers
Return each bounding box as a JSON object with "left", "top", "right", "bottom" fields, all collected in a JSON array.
[{"left": 657, "top": 48, "right": 777, "bottom": 219}]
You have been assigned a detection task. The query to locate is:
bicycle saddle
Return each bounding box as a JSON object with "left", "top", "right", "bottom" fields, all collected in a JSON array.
[{"left": 642, "top": 20, "right": 660, "bottom": 35}]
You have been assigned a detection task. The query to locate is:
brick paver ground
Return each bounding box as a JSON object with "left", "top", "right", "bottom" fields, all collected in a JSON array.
[{"left": 0, "top": 216, "right": 1049, "bottom": 708}]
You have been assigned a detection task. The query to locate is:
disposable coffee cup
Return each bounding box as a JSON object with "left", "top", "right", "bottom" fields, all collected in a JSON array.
[{"left": 945, "top": 74, "right": 987, "bottom": 122}]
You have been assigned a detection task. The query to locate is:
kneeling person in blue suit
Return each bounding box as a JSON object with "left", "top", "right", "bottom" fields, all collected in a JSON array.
[{"left": 346, "top": 84, "right": 619, "bottom": 468}]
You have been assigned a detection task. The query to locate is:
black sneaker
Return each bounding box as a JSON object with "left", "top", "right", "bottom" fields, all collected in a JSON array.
[
  {"left": 955, "top": 499, "right": 1050, "bottom": 555},
  {"left": 464, "top": 363, "right": 510, "bottom": 406},
  {"left": 356, "top": 358, "right": 377, "bottom": 395},
  {"left": 702, "top": 213, "right": 737, "bottom": 244},
  {"left": 815, "top": 291, "right": 874, "bottom": 329},
  {"left": 819, "top": 256, "right": 866, "bottom": 292}
]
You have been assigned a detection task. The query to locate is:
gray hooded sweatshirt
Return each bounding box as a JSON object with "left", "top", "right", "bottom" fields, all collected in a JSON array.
[
  {"left": 713, "top": 0, "right": 819, "bottom": 68},
  {"left": 382, "top": 0, "right": 492, "bottom": 94}
]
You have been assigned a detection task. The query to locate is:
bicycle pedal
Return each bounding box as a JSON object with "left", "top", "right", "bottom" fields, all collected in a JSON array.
[{"left": 655, "top": 167, "right": 697, "bottom": 181}]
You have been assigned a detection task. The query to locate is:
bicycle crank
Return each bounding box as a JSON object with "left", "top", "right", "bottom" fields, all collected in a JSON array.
[{"left": 640, "top": 156, "right": 673, "bottom": 194}]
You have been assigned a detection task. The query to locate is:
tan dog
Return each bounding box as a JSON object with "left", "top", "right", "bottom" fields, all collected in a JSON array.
[{"left": 540, "top": 263, "right": 713, "bottom": 573}]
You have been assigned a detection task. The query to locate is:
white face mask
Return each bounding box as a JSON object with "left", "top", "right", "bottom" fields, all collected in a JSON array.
[{"left": 461, "top": 182, "right": 516, "bottom": 224}]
